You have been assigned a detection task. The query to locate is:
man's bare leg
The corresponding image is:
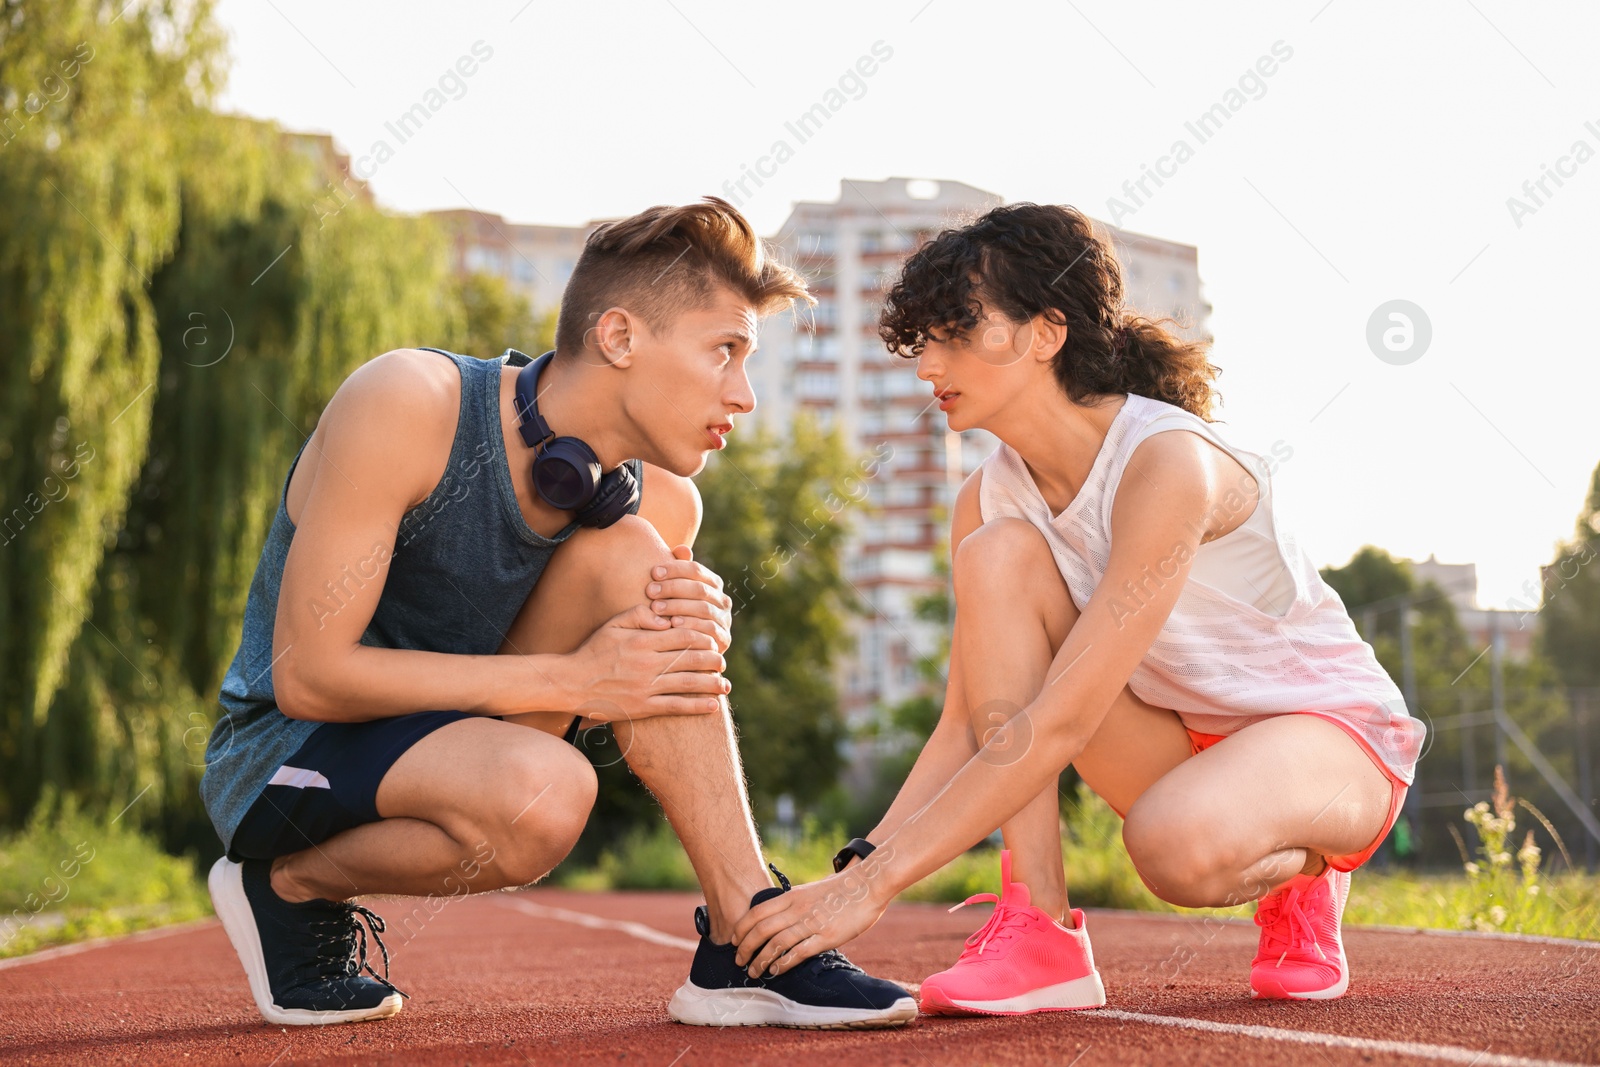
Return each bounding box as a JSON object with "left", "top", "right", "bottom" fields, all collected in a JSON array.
[
  {"left": 500, "top": 515, "right": 770, "bottom": 942},
  {"left": 269, "top": 512, "right": 768, "bottom": 934},
  {"left": 267, "top": 719, "right": 598, "bottom": 903}
]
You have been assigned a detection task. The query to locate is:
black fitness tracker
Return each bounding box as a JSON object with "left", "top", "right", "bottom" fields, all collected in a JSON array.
[{"left": 832, "top": 837, "right": 877, "bottom": 874}]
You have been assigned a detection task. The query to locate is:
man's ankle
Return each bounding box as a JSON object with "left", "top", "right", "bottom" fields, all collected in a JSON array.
[
  {"left": 701, "top": 875, "right": 774, "bottom": 945},
  {"left": 268, "top": 857, "right": 320, "bottom": 904}
]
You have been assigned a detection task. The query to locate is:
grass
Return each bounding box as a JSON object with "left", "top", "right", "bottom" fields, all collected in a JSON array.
[
  {"left": 1343, "top": 868, "right": 1600, "bottom": 939},
  {"left": 0, "top": 799, "right": 211, "bottom": 959}
]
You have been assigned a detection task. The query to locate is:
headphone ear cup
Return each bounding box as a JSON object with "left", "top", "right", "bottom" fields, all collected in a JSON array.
[
  {"left": 575, "top": 462, "right": 640, "bottom": 529},
  {"left": 532, "top": 437, "right": 602, "bottom": 512}
]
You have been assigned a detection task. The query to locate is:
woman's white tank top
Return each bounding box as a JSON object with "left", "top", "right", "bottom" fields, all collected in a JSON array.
[{"left": 976, "top": 392, "right": 1425, "bottom": 785}]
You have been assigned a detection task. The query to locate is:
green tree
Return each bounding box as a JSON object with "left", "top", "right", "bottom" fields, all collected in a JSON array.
[
  {"left": 842, "top": 541, "right": 948, "bottom": 828},
  {"left": 690, "top": 414, "right": 861, "bottom": 817},
  {"left": 1323, "top": 547, "right": 1573, "bottom": 864},
  {"left": 1, "top": 2, "right": 463, "bottom": 842},
  {"left": 1536, "top": 461, "right": 1600, "bottom": 688},
  {"left": 530, "top": 306, "right": 559, "bottom": 354},
  {"left": 447, "top": 270, "right": 535, "bottom": 359}
]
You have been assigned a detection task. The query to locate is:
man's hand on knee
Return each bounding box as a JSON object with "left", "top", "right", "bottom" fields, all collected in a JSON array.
[
  {"left": 562, "top": 602, "right": 730, "bottom": 723},
  {"left": 645, "top": 545, "right": 732, "bottom": 653}
]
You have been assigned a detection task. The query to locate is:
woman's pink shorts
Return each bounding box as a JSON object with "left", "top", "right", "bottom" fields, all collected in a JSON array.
[{"left": 1103, "top": 710, "right": 1409, "bottom": 874}]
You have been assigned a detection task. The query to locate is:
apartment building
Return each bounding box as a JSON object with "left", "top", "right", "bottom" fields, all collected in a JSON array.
[
  {"left": 1411, "top": 554, "right": 1534, "bottom": 660},
  {"left": 426, "top": 209, "right": 591, "bottom": 314}
]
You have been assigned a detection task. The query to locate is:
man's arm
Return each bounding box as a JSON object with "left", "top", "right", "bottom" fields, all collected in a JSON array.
[{"left": 271, "top": 350, "right": 583, "bottom": 723}]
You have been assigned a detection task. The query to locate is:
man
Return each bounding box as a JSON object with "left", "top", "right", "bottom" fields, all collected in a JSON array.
[{"left": 201, "top": 197, "right": 915, "bottom": 1029}]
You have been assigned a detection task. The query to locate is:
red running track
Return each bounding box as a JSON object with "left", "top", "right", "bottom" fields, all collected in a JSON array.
[{"left": 1, "top": 888, "right": 1596, "bottom": 1066}]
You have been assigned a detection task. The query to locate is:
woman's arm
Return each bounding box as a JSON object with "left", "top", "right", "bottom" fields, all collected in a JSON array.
[{"left": 733, "top": 430, "right": 1218, "bottom": 975}]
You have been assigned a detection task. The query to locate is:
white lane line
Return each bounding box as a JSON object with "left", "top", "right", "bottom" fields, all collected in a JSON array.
[
  {"left": 501, "top": 895, "right": 1589, "bottom": 1067},
  {"left": 496, "top": 896, "right": 699, "bottom": 951},
  {"left": 1095, "top": 1010, "right": 1588, "bottom": 1067},
  {"left": 0, "top": 918, "right": 218, "bottom": 971}
]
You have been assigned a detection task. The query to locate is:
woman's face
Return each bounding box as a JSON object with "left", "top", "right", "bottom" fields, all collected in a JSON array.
[{"left": 913, "top": 305, "right": 1043, "bottom": 432}]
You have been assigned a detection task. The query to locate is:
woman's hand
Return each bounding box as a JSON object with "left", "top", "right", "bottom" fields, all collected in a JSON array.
[
  {"left": 730, "top": 856, "right": 898, "bottom": 978},
  {"left": 647, "top": 545, "right": 732, "bottom": 654}
]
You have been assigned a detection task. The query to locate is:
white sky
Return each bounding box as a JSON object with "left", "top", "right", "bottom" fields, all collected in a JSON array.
[{"left": 214, "top": 0, "right": 1600, "bottom": 609}]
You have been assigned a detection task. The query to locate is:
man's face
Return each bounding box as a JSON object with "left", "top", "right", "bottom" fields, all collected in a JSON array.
[{"left": 621, "top": 285, "right": 759, "bottom": 477}]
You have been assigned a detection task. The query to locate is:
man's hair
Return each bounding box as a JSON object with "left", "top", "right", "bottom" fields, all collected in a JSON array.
[{"left": 555, "top": 196, "right": 813, "bottom": 357}]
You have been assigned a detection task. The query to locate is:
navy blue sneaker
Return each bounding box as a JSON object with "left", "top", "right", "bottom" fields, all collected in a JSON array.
[
  {"left": 668, "top": 865, "right": 917, "bottom": 1029},
  {"left": 208, "top": 857, "right": 407, "bottom": 1025}
]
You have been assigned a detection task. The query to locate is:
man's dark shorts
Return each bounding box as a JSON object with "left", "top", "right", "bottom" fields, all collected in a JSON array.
[{"left": 227, "top": 711, "right": 587, "bottom": 862}]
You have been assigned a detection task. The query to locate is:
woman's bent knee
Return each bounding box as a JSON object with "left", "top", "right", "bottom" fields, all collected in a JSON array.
[
  {"left": 1122, "top": 795, "right": 1244, "bottom": 908},
  {"left": 953, "top": 519, "right": 1067, "bottom": 607},
  {"left": 954, "top": 518, "right": 1048, "bottom": 575}
]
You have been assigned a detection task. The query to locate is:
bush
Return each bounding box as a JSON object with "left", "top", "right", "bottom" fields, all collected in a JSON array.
[
  {"left": 1440, "top": 764, "right": 1597, "bottom": 937},
  {"left": 0, "top": 795, "right": 210, "bottom": 959}
]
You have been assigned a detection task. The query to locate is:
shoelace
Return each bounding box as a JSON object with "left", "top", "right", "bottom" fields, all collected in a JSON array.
[
  {"left": 808, "top": 948, "right": 861, "bottom": 972},
  {"left": 948, "top": 893, "right": 1026, "bottom": 956},
  {"left": 1254, "top": 883, "right": 1326, "bottom": 969},
  {"left": 310, "top": 903, "right": 410, "bottom": 1000},
  {"left": 762, "top": 863, "right": 859, "bottom": 975},
  {"left": 768, "top": 862, "right": 792, "bottom": 891}
]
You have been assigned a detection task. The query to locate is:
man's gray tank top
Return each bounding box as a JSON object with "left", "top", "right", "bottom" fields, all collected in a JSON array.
[{"left": 200, "top": 347, "right": 643, "bottom": 852}]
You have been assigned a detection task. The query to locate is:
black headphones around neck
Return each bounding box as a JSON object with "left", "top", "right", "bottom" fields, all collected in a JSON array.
[{"left": 511, "top": 350, "right": 639, "bottom": 530}]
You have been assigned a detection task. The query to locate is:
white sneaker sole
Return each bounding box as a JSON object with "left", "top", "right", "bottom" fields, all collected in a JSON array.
[
  {"left": 922, "top": 970, "right": 1107, "bottom": 1015},
  {"left": 208, "top": 858, "right": 403, "bottom": 1026},
  {"left": 668, "top": 981, "right": 917, "bottom": 1029}
]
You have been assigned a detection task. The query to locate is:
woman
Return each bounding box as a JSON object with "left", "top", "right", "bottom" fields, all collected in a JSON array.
[{"left": 732, "top": 202, "right": 1424, "bottom": 1010}]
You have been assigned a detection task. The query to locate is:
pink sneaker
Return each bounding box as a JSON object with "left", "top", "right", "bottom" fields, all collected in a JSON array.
[
  {"left": 919, "top": 850, "right": 1106, "bottom": 1015},
  {"left": 1250, "top": 864, "right": 1351, "bottom": 1000}
]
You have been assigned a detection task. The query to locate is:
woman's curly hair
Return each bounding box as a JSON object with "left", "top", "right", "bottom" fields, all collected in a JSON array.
[{"left": 877, "top": 203, "right": 1220, "bottom": 421}]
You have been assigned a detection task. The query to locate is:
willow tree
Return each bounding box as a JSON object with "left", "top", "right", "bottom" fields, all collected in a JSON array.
[
  {"left": 449, "top": 270, "right": 536, "bottom": 360},
  {"left": 1, "top": 1, "right": 462, "bottom": 840},
  {"left": 0, "top": 0, "right": 221, "bottom": 825}
]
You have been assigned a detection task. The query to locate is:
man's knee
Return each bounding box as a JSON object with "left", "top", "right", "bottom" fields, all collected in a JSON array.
[
  {"left": 503, "top": 514, "right": 676, "bottom": 656},
  {"left": 568, "top": 514, "right": 671, "bottom": 572},
  {"left": 478, "top": 742, "right": 597, "bottom": 887},
  {"left": 563, "top": 514, "right": 675, "bottom": 612}
]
